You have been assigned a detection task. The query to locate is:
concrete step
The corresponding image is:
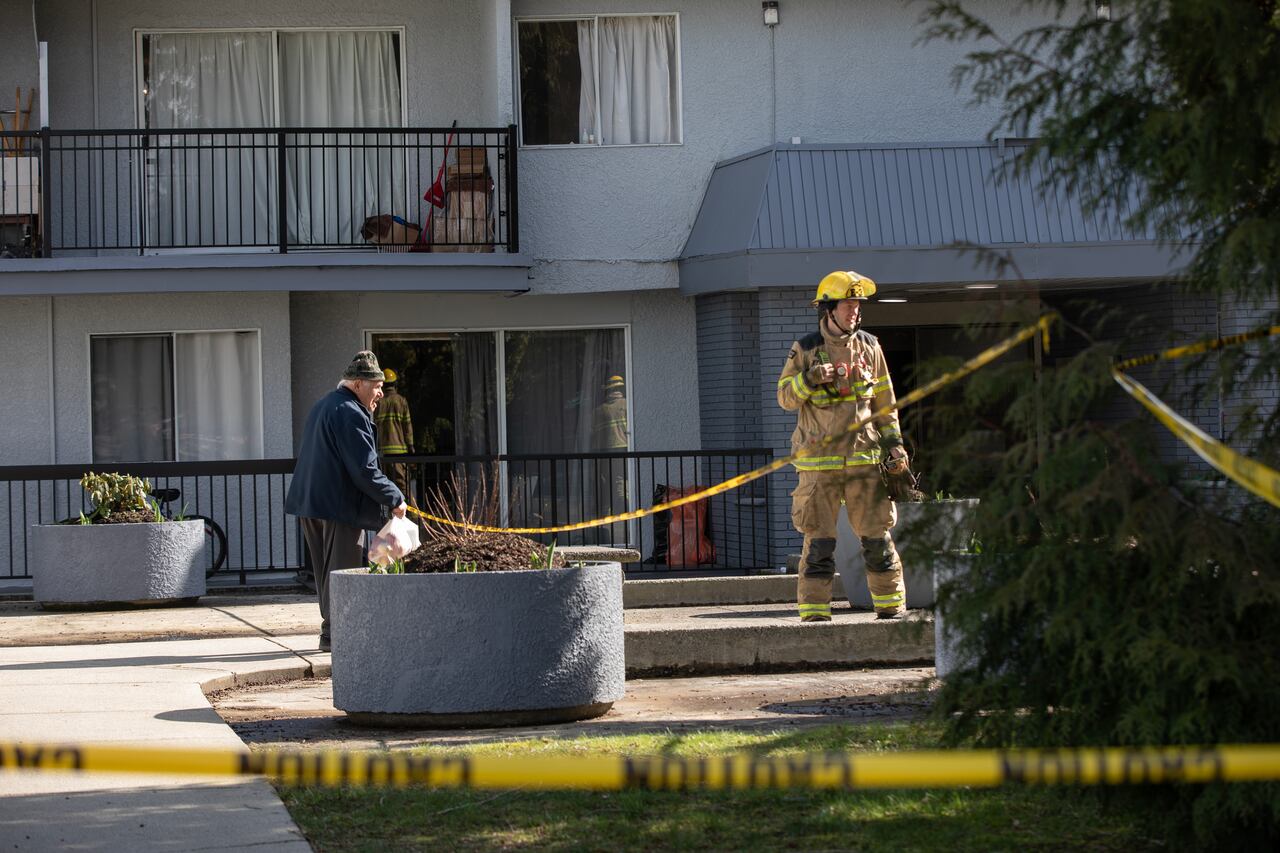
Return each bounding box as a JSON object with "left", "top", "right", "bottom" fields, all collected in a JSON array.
[
  {"left": 624, "top": 574, "right": 796, "bottom": 608},
  {"left": 624, "top": 602, "right": 933, "bottom": 677},
  {"left": 624, "top": 572, "right": 937, "bottom": 610},
  {"left": 0, "top": 594, "right": 935, "bottom": 679}
]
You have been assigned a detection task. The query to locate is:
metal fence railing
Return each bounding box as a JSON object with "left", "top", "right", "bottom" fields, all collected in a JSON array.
[
  {"left": 0, "top": 459, "right": 299, "bottom": 584},
  {"left": 0, "top": 125, "right": 518, "bottom": 257},
  {"left": 1, "top": 449, "right": 773, "bottom": 582},
  {"left": 399, "top": 449, "right": 775, "bottom": 572}
]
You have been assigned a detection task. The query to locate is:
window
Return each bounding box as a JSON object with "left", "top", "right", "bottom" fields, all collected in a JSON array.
[
  {"left": 370, "top": 327, "right": 629, "bottom": 542},
  {"left": 517, "top": 15, "right": 682, "bottom": 146},
  {"left": 138, "top": 29, "right": 405, "bottom": 247},
  {"left": 91, "top": 331, "right": 264, "bottom": 462},
  {"left": 368, "top": 328, "right": 627, "bottom": 455}
]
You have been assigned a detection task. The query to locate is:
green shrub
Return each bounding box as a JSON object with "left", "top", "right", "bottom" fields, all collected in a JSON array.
[
  {"left": 926, "top": 309, "right": 1280, "bottom": 846},
  {"left": 79, "top": 471, "right": 152, "bottom": 522}
]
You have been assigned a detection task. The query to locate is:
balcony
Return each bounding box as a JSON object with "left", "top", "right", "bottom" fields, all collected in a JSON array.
[{"left": 0, "top": 126, "right": 518, "bottom": 259}]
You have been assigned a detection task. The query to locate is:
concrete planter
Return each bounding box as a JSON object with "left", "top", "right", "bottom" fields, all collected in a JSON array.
[
  {"left": 838, "top": 498, "right": 979, "bottom": 609},
  {"left": 330, "top": 563, "right": 625, "bottom": 727},
  {"left": 932, "top": 552, "right": 979, "bottom": 679},
  {"left": 31, "top": 520, "right": 206, "bottom": 609}
]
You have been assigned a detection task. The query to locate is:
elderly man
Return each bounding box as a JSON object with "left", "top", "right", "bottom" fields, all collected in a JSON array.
[{"left": 287, "top": 351, "right": 406, "bottom": 652}]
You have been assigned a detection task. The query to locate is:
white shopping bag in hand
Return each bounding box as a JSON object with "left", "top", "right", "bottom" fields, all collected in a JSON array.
[{"left": 368, "top": 515, "right": 421, "bottom": 567}]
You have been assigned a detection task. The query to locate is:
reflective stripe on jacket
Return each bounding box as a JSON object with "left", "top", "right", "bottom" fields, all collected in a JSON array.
[{"left": 776, "top": 319, "right": 903, "bottom": 471}]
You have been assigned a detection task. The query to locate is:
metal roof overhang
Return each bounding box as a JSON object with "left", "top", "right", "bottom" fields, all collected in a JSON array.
[
  {"left": 679, "top": 142, "right": 1187, "bottom": 297},
  {"left": 0, "top": 252, "right": 532, "bottom": 296}
]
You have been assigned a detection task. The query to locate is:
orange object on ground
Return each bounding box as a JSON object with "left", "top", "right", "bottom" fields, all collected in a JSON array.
[{"left": 664, "top": 485, "right": 715, "bottom": 567}]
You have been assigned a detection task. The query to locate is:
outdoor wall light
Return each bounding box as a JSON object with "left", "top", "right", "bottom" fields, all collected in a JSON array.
[
  {"left": 964, "top": 283, "right": 999, "bottom": 290},
  {"left": 1095, "top": 2, "right": 1111, "bottom": 20},
  {"left": 763, "top": 2, "right": 780, "bottom": 27}
]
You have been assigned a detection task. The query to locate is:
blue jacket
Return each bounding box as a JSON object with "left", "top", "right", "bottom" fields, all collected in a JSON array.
[{"left": 286, "top": 386, "right": 404, "bottom": 529}]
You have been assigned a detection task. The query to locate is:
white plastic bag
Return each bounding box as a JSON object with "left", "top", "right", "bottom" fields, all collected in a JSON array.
[{"left": 368, "top": 515, "right": 421, "bottom": 567}]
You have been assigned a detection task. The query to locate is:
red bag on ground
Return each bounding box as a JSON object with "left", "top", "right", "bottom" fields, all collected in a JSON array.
[{"left": 664, "top": 485, "right": 715, "bottom": 567}]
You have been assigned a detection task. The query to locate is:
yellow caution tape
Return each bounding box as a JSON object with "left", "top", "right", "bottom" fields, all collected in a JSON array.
[
  {"left": 1110, "top": 321, "right": 1280, "bottom": 507},
  {"left": 1112, "top": 369, "right": 1280, "bottom": 509},
  {"left": 1114, "top": 325, "right": 1280, "bottom": 371},
  {"left": 3, "top": 741, "right": 1280, "bottom": 788},
  {"left": 408, "top": 314, "right": 1057, "bottom": 534}
]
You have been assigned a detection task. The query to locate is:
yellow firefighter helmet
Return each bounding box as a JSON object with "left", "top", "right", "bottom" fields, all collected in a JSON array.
[
  {"left": 604, "top": 375, "right": 625, "bottom": 390},
  {"left": 812, "top": 270, "right": 877, "bottom": 304},
  {"left": 383, "top": 367, "right": 398, "bottom": 384}
]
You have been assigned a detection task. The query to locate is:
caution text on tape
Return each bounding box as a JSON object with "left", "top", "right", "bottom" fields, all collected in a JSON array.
[{"left": 4, "top": 742, "right": 1280, "bottom": 789}]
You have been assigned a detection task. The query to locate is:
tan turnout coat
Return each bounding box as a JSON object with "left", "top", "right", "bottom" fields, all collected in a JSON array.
[{"left": 776, "top": 319, "right": 902, "bottom": 471}]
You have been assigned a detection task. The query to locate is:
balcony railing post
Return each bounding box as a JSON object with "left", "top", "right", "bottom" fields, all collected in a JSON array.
[
  {"left": 39, "top": 126, "right": 52, "bottom": 258},
  {"left": 276, "top": 130, "right": 288, "bottom": 254},
  {"left": 506, "top": 124, "right": 519, "bottom": 254}
]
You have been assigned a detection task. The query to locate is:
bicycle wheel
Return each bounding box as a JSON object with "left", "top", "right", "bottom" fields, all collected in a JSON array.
[{"left": 189, "top": 514, "right": 229, "bottom": 577}]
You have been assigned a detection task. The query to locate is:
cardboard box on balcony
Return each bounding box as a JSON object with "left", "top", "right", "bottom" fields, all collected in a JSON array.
[
  {"left": 454, "top": 146, "right": 489, "bottom": 174},
  {"left": 444, "top": 173, "right": 494, "bottom": 195},
  {"left": 430, "top": 190, "right": 494, "bottom": 253}
]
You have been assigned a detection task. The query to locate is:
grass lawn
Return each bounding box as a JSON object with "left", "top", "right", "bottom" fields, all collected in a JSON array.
[{"left": 276, "top": 722, "right": 1171, "bottom": 852}]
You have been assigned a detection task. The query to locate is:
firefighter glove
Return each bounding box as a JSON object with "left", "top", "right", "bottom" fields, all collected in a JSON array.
[
  {"left": 806, "top": 363, "right": 835, "bottom": 386},
  {"left": 881, "top": 447, "right": 924, "bottom": 503}
]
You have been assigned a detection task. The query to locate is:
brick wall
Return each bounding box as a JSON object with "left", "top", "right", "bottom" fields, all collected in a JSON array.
[
  {"left": 1218, "top": 293, "right": 1280, "bottom": 452},
  {"left": 758, "top": 287, "right": 824, "bottom": 564},
  {"left": 1046, "top": 283, "right": 1271, "bottom": 476},
  {"left": 695, "top": 293, "right": 762, "bottom": 449}
]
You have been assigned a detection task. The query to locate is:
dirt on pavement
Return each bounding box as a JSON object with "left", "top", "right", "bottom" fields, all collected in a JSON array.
[{"left": 212, "top": 667, "right": 936, "bottom": 749}]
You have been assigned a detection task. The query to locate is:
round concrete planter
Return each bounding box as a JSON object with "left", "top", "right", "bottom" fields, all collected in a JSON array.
[
  {"left": 31, "top": 520, "right": 206, "bottom": 609},
  {"left": 330, "top": 563, "right": 625, "bottom": 727}
]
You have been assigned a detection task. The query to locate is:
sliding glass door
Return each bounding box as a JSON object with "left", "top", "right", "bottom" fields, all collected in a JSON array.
[{"left": 370, "top": 327, "right": 630, "bottom": 543}]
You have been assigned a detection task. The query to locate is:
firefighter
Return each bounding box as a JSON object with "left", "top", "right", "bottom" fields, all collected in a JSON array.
[
  {"left": 375, "top": 367, "right": 416, "bottom": 509},
  {"left": 776, "top": 270, "right": 913, "bottom": 622}
]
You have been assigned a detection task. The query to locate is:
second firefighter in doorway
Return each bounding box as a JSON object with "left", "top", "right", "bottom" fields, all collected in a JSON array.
[
  {"left": 592, "top": 375, "right": 630, "bottom": 517},
  {"left": 776, "top": 270, "right": 913, "bottom": 622},
  {"left": 375, "top": 368, "right": 416, "bottom": 509}
]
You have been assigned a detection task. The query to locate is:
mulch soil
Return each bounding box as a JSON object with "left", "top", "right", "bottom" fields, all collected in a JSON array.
[
  {"left": 404, "top": 531, "right": 567, "bottom": 573},
  {"left": 84, "top": 509, "right": 157, "bottom": 524}
]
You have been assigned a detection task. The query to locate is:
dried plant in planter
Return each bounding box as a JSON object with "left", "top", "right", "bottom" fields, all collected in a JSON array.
[
  {"left": 405, "top": 466, "right": 566, "bottom": 573},
  {"left": 77, "top": 472, "right": 159, "bottom": 525}
]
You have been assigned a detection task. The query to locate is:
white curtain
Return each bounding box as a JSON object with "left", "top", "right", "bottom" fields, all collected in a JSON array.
[
  {"left": 580, "top": 16, "right": 679, "bottom": 145},
  {"left": 279, "top": 31, "right": 404, "bottom": 244},
  {"left": 577, "top": 23, "right": 597, "bottom": 144},
  {"left": 146, "top": 32, "right": 275, "bottom": 247},
  {"left": 175, "top": 332, "right": 264, "bottom": 461}
]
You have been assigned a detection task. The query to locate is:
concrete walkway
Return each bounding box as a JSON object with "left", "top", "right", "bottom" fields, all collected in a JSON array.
[
  {"left": 0, "top": 592, "right": 932, "bottom": 851},
  {"left": 0, "top": 631, "right": 324, "bottom": 851}
]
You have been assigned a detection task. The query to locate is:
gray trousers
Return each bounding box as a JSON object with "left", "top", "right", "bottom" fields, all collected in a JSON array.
[{"left": 300, "top": 517, "right": 365, "bottom": 641}]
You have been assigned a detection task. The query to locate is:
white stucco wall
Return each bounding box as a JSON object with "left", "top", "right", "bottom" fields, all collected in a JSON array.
[
  {"left": 0, "top": 298, "right": 56, "bottom": 465},
  {"left": 290, "top": 287, "right": 699, "bottom": 450},
  {"left": 509, "top": 0, "right": 1032, "bottom": 269},
  {"left": 0, "top": 0, "right": 39, "bottom": 101},
  {"left": 49, "top": 291, "right": 292, "bottom": 463}
]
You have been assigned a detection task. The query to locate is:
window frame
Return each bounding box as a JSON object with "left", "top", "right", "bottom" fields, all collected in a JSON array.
[
  {"left": 364, "top": 323, "right": 634, "bottom": 456},
  {"left": 87, "top": 328, "right": 267, "bottom": 463},
  {"left": 133, "top": 26, "right": 409, "bottom": 131},
  {"left": 513, "top": 12, "right": 684, "bottom": 150}
]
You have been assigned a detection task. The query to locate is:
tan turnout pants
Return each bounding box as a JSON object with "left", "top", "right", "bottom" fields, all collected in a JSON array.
[{"left": 790, "top": 469, "right": 906, "bottom": 619}]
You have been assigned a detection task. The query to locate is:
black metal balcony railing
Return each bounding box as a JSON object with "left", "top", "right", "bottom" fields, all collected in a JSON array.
[
  {"left": 0, "top": 126, "right": 518, "bottom": 257},
  {"left": 0, "top": 450, "right": 773, "bottom": 582}
]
